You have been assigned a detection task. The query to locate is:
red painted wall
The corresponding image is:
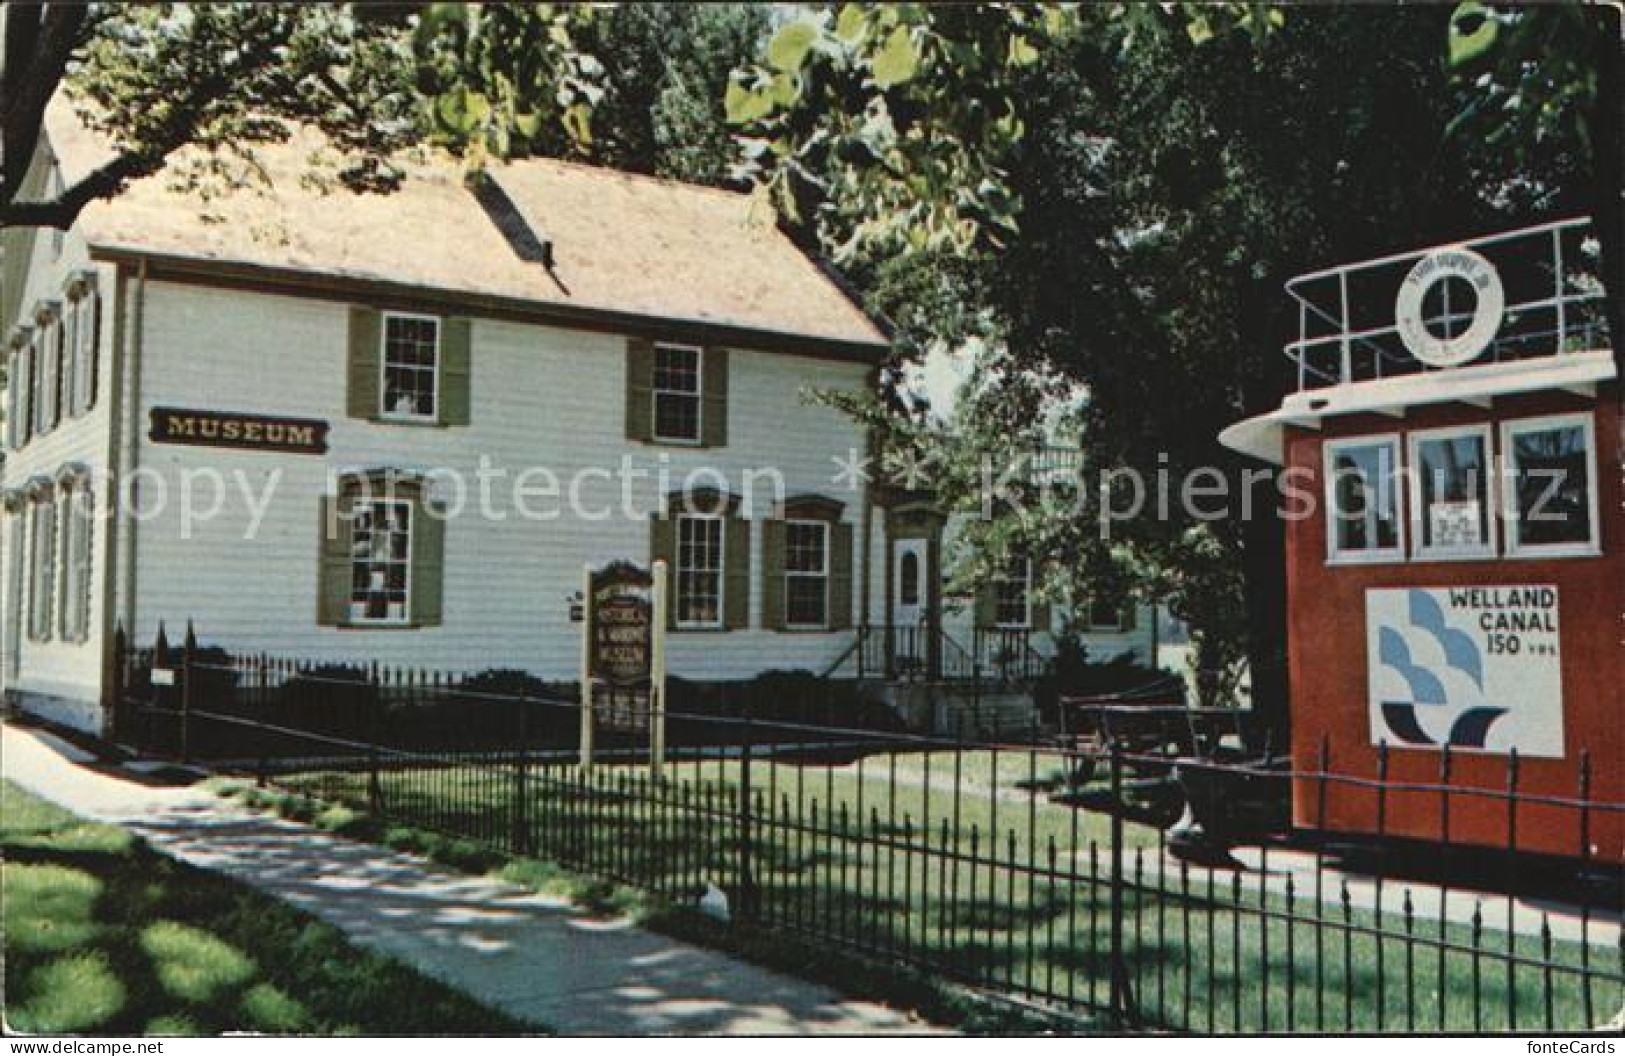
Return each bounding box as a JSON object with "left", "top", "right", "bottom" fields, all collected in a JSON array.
[{"left": 1282, "top": 385, "right": 1622, "bottom": 861}]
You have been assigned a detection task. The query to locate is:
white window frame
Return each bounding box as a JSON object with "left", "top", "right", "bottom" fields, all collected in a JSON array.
[
  {"left": 349, "top": 498, "right": 414, "bottom": 627},
  {"left": 651, "top": 342, "right": 704, "bottom": 445},
  {"left": 675, "top": 513, "right": 724, "bottom": 630},
  {"left": 1500, "top": 412, "right": 1600, "bottom": 560},
  {"left": 71, "top": 289, "right": 96, "bottom": 416},
  {"left": 783, "top": 519, "right": 830, "bottom": 630},
  {"left": 37, "top": 315, "right": 59, "bottom": 434},
  {"left": 993, "top": 558, "right": 1033, "bottom": 631},
  {"left": 378, "top": 312, "right": 441, "bottom": 423},
  {"left": 1407, "top": 422, "right": 1497, "bottom": 562},
  {"left": 1323, "top": 433, "right": 1406, "bottom": 565}
]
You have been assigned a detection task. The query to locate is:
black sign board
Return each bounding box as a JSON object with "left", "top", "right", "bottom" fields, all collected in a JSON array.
[
  {"left": 588, "top": 562, "right": 653, "bottom": 689},
  {"left": 150, "top": 407, "right": 329, "bottom": 455}
]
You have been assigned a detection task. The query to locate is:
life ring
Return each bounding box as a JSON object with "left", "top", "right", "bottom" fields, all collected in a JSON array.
[{"left": 1393, "top": 247, "right": 1504, "bottom": 368}]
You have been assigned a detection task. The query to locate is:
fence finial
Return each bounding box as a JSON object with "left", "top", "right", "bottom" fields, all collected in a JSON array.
[
  {"left": 154, "top": 621, "right": 170, "bottom": 667},
  {"left": 183, "top": 619, "right": 197, "bottom": 655}
]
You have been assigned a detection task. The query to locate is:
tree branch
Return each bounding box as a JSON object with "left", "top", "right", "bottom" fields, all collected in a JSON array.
[
  {"left": 0, "top": 152, "right": 158, "bottom": 230},
  {"left": 1, "top": 4, "right": 88, "bottom": 205}
]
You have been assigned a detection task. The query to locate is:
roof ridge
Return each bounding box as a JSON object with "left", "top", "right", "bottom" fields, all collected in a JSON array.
[{"left": 495, "top": 153, "right": 755, "bottom": 203}]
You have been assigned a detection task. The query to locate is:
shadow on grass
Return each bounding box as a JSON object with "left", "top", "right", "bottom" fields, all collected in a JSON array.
[{"left": 0, "top": 781, "right": 531, "bottom": 1036}]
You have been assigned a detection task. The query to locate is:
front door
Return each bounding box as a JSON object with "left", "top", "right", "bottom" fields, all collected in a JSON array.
[{"left": 892, "top": 539, "right": 928, "bottom": 671}]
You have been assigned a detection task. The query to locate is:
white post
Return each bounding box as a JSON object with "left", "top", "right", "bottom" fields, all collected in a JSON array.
[
  {"left": 650, "top": 559, "right": 668, "bottom": 781},
  {"left": 579, "top": 563, "right": 595, "bottom": 773}
]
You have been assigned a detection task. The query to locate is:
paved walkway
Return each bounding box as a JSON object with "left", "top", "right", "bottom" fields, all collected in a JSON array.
[{"left": 0, "top": 721, "right": 933, "bottom": 1035}]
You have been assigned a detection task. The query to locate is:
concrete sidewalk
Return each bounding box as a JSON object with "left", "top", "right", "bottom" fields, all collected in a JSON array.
[{"left": 1, "top": 721, "right": 933, "bottom": 1036}]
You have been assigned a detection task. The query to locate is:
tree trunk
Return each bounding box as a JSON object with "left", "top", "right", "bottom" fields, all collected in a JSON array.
[{"left": 1590, "top": 6, "right": 1623, "bottom": 374}]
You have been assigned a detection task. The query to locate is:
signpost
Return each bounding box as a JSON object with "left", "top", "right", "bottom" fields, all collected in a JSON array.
[{"left": 579, "top": 560, "right": 668, "bottom": 776}]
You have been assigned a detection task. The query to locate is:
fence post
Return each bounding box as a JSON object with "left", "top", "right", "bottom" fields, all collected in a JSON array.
[
  {"left": 180, "top": 621, "right": 196, "bottom": 763},
  {"left": 737, "top": 715, "right": 758, "bottom": 919},
  {"left": 513, "top": 700, "right": 531, "bottom": 855},
  {"left": 366, "top": 666, "right": 383, "bottom": 813},
  {"left": 1108, "top": 739, "right": 1137, "bottom": 1027}
]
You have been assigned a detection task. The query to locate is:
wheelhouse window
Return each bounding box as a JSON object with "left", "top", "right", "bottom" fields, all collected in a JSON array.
[
  {"left": 350, "top": 499, "right": 412, "bottom": 625},
  {"left": 1502, "top": 413, "right": 1597, "bottom": 557},
  {"left": 993, "top": 559, "right": 1032, "bottom": 629},
  {"left": 1324, "top": 435, "right": 1403, "bottom": 561},
  {"left": 676, "top": 514, "right": 723, "bottom": 628},
  {"left": 784, "top": 520, "right": 829, "bottom": 628},
  {"left": 652, "top": 343, "right": 702, "bottom": 443},
  {"left": 1409, "top": 425, "right": 1493, "bottom": 559},
  {"left": 380, "top": 314, "right": 439, "bottom": 421}
]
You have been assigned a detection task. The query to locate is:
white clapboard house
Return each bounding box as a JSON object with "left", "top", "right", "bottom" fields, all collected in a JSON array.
[{"left": 2, "top": 101, "right": 1145, "bottom": 736}]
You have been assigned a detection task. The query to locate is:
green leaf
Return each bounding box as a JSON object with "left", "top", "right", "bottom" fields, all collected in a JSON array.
[
  {"left": 768, "top": 20, "right": 819, "bottom": 72},
  {"left": 1448, "top": 2, "right": 1500, "bottom": 68},
  {"left": 724, "top": 79, "right": 775, "bottom": 125},
  {"left": 871, "top": 26, "right": 919, "bottom": 88},
  {"left": 1007, "top": 34, "right": 1038, "bottom": 68},
  {"left": 834, "top": 4, "right": 866, "bottom": 44}
]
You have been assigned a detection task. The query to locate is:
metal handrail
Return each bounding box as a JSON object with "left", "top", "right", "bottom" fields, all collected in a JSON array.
[{"left": 1281, "top": 216, "right": 1610, "bottom": 390}]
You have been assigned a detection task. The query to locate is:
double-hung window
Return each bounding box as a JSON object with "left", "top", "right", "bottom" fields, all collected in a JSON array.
[
  {"left": 350, "top": 499, "right": 412, "bottom": 625},
  {"left": 993, "top": 559, "right": 1033, "bottom": 630},
  {"left": 1409, "top": 424, "right": 1494, "bottom": 559},
  {"left": 36, "top": 313, "right": 59, "bottom": 434},
  {"left": 380, "top": 314, "right": 439, "bottom": 421},
  {"left": 675, "top": 514, "right": 723, "bottom": 628},
  {"left": 1087, "top": 597, "right": 1124, "bottom": 631},
  {"left": 1502, "top": 413, "right": 1598, "bottom": 557},
  {"left": 28, "top": 498, "right": 56, "bottom": 641},
  {"left": 1324, "top": 434, "right": 1403, "bottom": 561},
  {"left": 784, "top": 520, "right": 829, "bottom": 628},
  {"left": 652, "top": 343, "right": 702, "bottom": 443}
]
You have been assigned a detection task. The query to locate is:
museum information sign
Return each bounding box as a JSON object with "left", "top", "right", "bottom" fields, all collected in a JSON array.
[
  {"left": 1365, "top": 586, "right": 1562, "bottom": 757},
  {"left": 589, "top": 563, "right": 653, "bottom": 688}
]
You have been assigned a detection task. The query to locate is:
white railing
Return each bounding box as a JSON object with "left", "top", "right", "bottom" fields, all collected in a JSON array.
[{"left": 1284, "top": 217, "right": 1609, "bottom": 391}]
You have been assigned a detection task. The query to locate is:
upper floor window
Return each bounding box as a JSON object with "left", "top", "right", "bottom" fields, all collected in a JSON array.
[
  {"left": 1409, "top": 424, "right": 1494, "bottom": 560},
  {"left": 675, "top": 513, "right": 723, "bottom": 628},
  {"left": 1502, "top": 413, "right": 1598, "bottom": 558},
  {"left": 783, "top": 520, "right": 829, "bottom": 629},
  {"left": 653, "top": 343, "right": 702, "bottom": 443},
  {"left": 993, "top": 559, "right": 1032, "bottom": 630},
  {"left": 1324, "top": 434, "right": 1403, "bottom": 562},
  {"left": 67, "top": 274, "right": 100, "bottom": 417},
  {"left": 381, "top": 314, "right": 439, "bottom": 421}
]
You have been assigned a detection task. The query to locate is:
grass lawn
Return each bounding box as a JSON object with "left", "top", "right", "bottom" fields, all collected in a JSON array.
[
  {"left": 269, "top": 749, "right": 1622, "bottom": 1034},
  {"left": 1, "top": 780, "right": 532, "bottom": 1036}
]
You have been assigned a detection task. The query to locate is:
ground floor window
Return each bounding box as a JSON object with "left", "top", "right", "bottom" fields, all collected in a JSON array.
[
  {"left": 784, "top": 520, "right": 829, "bottom": 628},
  {"left": 58, "top": 484, "right": 93, "bottom": 642},
  {"left": 350, "top": 499, "right": 411, "bottom": 625},
  {"left": 27, "top": 497, "right": 55, "bottom": 641},
  {"left": 676, "top": 514, "right": 723, "bottom": 628},
  {"left": 1087, "top": 596, "right": 1124, "bottom": 631},
  {"left": 993, "top": 559, "right": 1032, "bottom": 629}
]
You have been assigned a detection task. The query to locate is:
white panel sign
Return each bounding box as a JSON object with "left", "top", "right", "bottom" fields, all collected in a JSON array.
[{"left": 1365, "top": 586, "right": 1562, "bottom": 757}]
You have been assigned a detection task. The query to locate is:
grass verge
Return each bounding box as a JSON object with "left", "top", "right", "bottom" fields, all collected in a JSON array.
[{"left": 1, "top": 780, "right": 536, "bottom": 1036}]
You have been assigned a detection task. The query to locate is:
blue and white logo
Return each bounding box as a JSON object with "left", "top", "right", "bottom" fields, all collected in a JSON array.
[{"left": 1365, "top": 586, "right": 1563, "bottom": 757}]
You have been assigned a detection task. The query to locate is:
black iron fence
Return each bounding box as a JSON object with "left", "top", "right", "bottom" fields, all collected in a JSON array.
[{"left": 113, "top": 638, "right": 1624, "bottom": 1034}]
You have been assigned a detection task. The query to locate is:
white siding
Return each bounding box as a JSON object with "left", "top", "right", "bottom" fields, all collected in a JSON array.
[
  {"left": 0, "top": 216, "right": 119, "bottom": 731},
  {"left": 127, "top": 281, "right": 876, "bottom": 682}
]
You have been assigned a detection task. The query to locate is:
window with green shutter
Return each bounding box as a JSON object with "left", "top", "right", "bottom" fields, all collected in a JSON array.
[
  {"left": 626, "top": 339, "right": 728, "bottom": 448},
  {"left": 317, "top": 473, "right": 446, "bottom": 629},
  {"left": 763, "top": 495, "right": 851, "bottom": 631},
  {"left": 347, "top": 308, "right": 471, "bottom": 427},
  {"left": 653, "top": 489, "right": 748, "bottom": 630}
]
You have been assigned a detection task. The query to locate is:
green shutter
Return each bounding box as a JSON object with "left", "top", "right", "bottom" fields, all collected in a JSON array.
[
  {"left": 625, "top": 338, "right": 654, "bottom": 441},
  {"left": 347, "top": 307, "right": 382, "bottom": 420},
  {"left": 316, "top": 494, "right": 353, "bottom": 626},
  {"left": 1120, "top": 602, "right": 1138, "bottom": 631},
  {"left": 762, "top": 520, "right": 786, "bottom": 631},
  {"left": 86, "top": 291, "right": 100, "bottom": 411},
  {"left": 411, "top": 496, "right": 445, "bottom": 626},
  {"left": 1031, "top": 595, "right": 1052, "bottom": 633},
  {"left": 975, "top": 581, "right": 999, "bottom": 629},
  {"left": 724, "top": 516, "right": 750, "bottom": 630},
  {"left": 830, "top": 521, "right": 854, "bottom": 631},
  {"left": 701, "top": 346, "right": 728, "bottom": 448},
  {"left": 439, "top": 317, "right": 472, "bottom": 426},
  {"left": 650, "top": 514, "right": 676, "bottom": 628}
]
